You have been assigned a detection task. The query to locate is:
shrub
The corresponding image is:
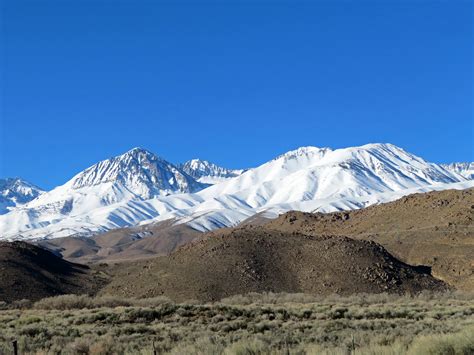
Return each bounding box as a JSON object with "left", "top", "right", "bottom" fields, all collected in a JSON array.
[
  {"left": 11, "top": 299, "right": 32, "bottom": 309},
  {"left": 134, "top": 296, "right": 172, "bottom": 307},
  {"left": 91, "top": 295, "right": 132, "bottom": 308},
  {"left": 67, "top": 338, "right": 91, "bottom": 355},
  {"left": 220, "top": 292, "right": 325, "bottom": 305},
  {"left": 1, "top": 292, "right": 472, "bottom": 354},
  {"left": 223, "top": 339, "right": 268, "bottom": 355},
  {"left": 168, "top": 337, "right": 225, "bottom": 355},
  {"left": 408, "top": 326, "right": 474, "bottom": 355},
  {"left": 33, "top": 295, "right": 93, "bottom": 310},
  {"left": 32, "top": 294, "right": 174, "bottom": 310}
]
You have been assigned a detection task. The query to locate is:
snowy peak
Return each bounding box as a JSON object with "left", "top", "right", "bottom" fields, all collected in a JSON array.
[
  {"left": 274, "top": 146, "right": 332, "bottom": 161},
  {"left": 179, "top": 159, "right": 246, "bottom": 184},
  {"left": 0, "top": 178, "right": 44, "bottom": 204},
  {"left": 69, "top": 148, "right": 206, "bottom": 198},
  {"left": 441, "top": 162, "right": 474, "bottom": 180},
  {"left": 198, "top": 143, "right": 465, "bottom": 208},
  {"left": 70, "top": 147, "right": 158, "bottom": 188},
  {"left": 319, "top": 143, "right": 464, "bottom": 188},
  {"left": 0, "top": 178, "right": 44, "bottom": 214}
]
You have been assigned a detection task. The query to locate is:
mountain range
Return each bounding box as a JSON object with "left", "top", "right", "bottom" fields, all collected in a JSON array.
[{"left": 0, "top": 143, "right": 472, "bottom": 241}]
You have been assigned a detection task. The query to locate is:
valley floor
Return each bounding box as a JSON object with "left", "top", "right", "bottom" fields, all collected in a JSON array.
[{"left": 1, "top": 292, "right": 473, "bottom": 354}]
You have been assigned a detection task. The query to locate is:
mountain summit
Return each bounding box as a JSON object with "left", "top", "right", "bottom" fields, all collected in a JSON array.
[
  {"left": 69, "top": 147, "right": 206, "bottom": 197},
  {"left": 273, "top": 146, "right": 332, "bottom": 161},
  {"left": 190, "top": 143, "right": 465, "bottom": 225},
  {"left": 0, "top": 178, "right": 44, "bottom": 214}
]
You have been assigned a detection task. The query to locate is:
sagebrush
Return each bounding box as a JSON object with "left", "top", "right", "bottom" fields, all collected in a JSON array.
[{"left": 0, "top": 292, "right": 472, "bottom": 354}]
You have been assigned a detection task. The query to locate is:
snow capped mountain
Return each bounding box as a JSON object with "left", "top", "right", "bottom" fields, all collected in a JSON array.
[
  {"left": 179, "top": 143, "right": 467, "bottom": 230},
  {"left": 198, "top": 143, "right": 461, "bottom": 203},
  {"left": 69, "top": 147, "right": 206, "bottom": 197},
  {"left": 179, "top": 159, "right": 246, "bottom": 184},
  {"left": 0, "top": 143, "right": 471, "bottom": 240},
  {"left": 441, "top": 162, "right": 474, "bottom": 180},
  {"left": 0, "top": 178, "right": 44, "bottom": 214},
  {"left": 0, "top": 148, "right": 207, "bottom": 239}
]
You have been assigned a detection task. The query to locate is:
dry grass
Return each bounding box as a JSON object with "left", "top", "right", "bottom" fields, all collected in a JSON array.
[{"left": 0, "top": 292, "right": 472, "bottom": 354}]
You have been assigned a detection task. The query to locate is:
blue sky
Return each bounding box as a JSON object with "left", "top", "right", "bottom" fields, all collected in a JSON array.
[{"left": 1, "top": 0, "right": 472, "bottom": 189}]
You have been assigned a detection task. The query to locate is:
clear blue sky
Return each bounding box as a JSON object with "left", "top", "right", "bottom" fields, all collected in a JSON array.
[{"left": 1, "top": 0, "right": 472, "bottom": 189}]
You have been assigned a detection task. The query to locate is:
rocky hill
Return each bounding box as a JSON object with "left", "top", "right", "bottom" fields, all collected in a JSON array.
[
  {"left": 265, "top": 188, "right": 474, "bottom": 291},
  {"left": 101, "top": 227, "right": 448, "bottom": 302}
]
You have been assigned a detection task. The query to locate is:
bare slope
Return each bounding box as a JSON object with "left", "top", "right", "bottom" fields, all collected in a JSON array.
[
  {"left": 0, "top": 241, "right": 106, "bottom": 302},
  {"left": 265, "top": 188, "right": 474, "bottom": 291},
  {"left": 38, "top": 221, "right": 201, "bottom": 263},
  {"left": 102, "top": 227, "right": 447, "bottom": 302}
]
